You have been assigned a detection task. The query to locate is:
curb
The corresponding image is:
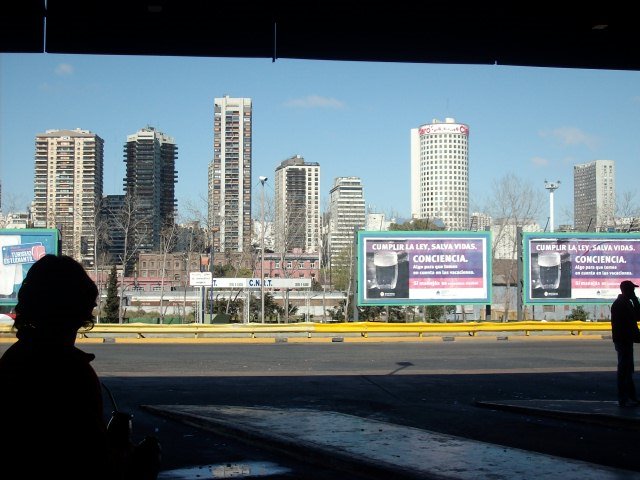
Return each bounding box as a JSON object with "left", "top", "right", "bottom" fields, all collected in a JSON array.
[
  {"left": 474, "top": 400, "right": 640, "bottom": 430},
  {"left": 143, "top": 405, "right": 422, "bottom": 480}
]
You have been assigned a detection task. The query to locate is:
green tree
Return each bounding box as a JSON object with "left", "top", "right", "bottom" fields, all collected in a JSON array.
[
  {"left": 103, "top": 265, "right": 120, "bottom": 323},
  {"left": 330, "top": 246, "right": 353, "bottom": 291},
  {"left": 387, "top": 306, "right": 407, "bottom": 322},
  {"left": 567, "top": 305, "right": 590, "bottom": 321},
  {"left": 389, "top": 218, "right": 444, "bottom": 231},
  {"left": 208, "top": 296, "right": 242, "bottom": 322},
  {"left": 311, "top": 278, "right": 323, "bottom": 291},
  {"left": 359, "top": 305, "right": 384, "bottom": 321},
  {"left": 249, "top": 292, "right": 283, "bottom": 322},
  {"left": 328, "top": 299, "right": 347, "bottom": 321}
]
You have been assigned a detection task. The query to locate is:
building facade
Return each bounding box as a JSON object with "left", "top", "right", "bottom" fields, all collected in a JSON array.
[
  {"left": 123, "top": 126, "right": 178, "bottom": 252},
  {"left": 208, "top": 96, "right": 253, "bottom": 256},
  {"left": 491, "top": 218, "right": 542, "bottom": 260},
  {"left": 33, "top": 128, "right": 104, "bottom": 266},
  {"left": 410, "top": 118, "right": 469, "bottom": 230},
  {"left": 253, "top": 251, "right": 320, "bottom": 281},
  {"left": 365, "top": 213, "right": 394, "bottom": 231},
  {"left": 274, "top": 155, "right": 320, "bottom": 254},
  {"left": 137, "top": 252, "right": 201, "bottom": 285},
  {"left": 0, "top": 211, "right": 32, "bottom": 229},
  {"left": 470, "top": 212, "right": 492, "bottom": 231},
  {"left": 328, "top": 177, "right": 366, "bottom": 267},
  {"left": 573, "top": 160, "right": 615, "bottom": 232},
  {"left": 99, "top": 194, "right": 125, "bottom": 266}
]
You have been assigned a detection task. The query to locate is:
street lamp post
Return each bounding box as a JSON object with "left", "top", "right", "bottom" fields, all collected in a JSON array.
[
  {"left": 259, "top": 176, "right": 268, "bottom": 324},
  {"left": 544, "top": 180, "right": 561, "bottom": 233},
  {"left": 209, "top": 226, "right": 214, "bottom": 324}
]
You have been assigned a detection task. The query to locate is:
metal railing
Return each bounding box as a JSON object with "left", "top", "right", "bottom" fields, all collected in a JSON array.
[{"left": 0, "top": 321, "right": 614, "bottom": 340}]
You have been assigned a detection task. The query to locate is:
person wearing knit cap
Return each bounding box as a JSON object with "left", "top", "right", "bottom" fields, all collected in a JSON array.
[{"left": 611, "top": 280, "right": 640, "bottom": 407}]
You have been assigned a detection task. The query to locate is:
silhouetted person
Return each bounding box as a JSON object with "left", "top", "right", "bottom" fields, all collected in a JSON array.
[
  {"left": 610, "top": 280, "right": 640, "bottom": 408},
  {"left": 0, "top": 255, "right": 159, "bottom": 479}
]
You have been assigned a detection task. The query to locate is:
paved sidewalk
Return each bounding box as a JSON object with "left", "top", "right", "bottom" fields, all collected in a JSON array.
[
  {"left": 144, "top": 404, "right": 640, "bottom": 480},
  {"left": 475, "top": 399, "right": 640, "bottom": 430}
]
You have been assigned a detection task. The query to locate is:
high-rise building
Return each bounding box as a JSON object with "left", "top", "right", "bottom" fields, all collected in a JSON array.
[
  {"left": 365, "top": 213, "right": 393, "bottom": 231},
  {"left": 573, "top": 160, "right": 615, "bottom": 232},
  {"left": 470, "top": 212, "right": 492, "bottom": 231},
  {"left": 274, "top": 155, "right": 320, "bottom": 254},
  {"left": 123, "top": 126, "right": 178, "bottom": 252},
  {"left": 328, "top": 177, "right": 366, "bottom": 267},
  {"left": 33, "top": 128, "right": 104, "bottom": 266},
  {"left": 410, "top": 117, "right": 469, "bottom": 230},
  {"left": 100, "top": 194, "right": 126, "bottom": 266},
  {"left": 208, "top": 96, "right": 253, "bottom": 256}
]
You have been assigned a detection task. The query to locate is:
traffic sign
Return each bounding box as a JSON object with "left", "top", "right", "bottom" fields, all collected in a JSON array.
[{"left": 189, "top": 271, "right": 212, "bottom": 286}]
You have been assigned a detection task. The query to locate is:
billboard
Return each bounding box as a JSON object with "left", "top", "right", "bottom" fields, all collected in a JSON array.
[
  {"left": 357, "top": 231, "right": 491, "bottom": 306},
  {"left": 523, "top": 233, "right": 640, "bottom": 304},
  {"left": 0, "top": 229, "right": 60, "bottom": 307}
]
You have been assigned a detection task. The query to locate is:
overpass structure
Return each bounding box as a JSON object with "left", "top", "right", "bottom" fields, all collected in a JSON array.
[{"left": 3, "top": 3, "right": 638, "bottom": 71}]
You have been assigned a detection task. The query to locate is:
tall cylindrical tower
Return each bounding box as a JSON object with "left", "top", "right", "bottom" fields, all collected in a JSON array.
[{"left": 411, "top": 118, "right": 469, "bottom": 230}]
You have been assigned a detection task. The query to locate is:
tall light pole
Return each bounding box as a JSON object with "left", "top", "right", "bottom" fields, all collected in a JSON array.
[
  {"left": 209, "top": 224, "right": 215, "bottom": 323},
  {"left": 259, "top": 176, "right": 268, "bottom": 324},
  {"left": 544, "top": 180, "right": 561, "bottom": 233}
]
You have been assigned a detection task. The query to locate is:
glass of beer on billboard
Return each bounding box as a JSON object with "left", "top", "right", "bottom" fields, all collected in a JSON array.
[
  {"left": 373, "top": 251, "right": 398, "bottom": 290},
  {"left": 537, "top": 252, "right": 561, "bottom": 290}
]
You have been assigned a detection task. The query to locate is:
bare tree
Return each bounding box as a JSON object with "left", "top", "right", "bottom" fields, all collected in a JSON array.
[
  {"left": 186, "top": 195, "right": 256, "bottom": 320},
  {"left": 158, "top": 221, "right": 179, "bottom": 323},
  {"left": 272, "top": 196, "right": 316, "bottom": 323},
  {"left": 91, "top": 197, "right": 111, "bottom": 323},
  {"left": 175, "top": 220, "right": 206, "bottom": 323},
  {"left": 488, "top": 173, "right": 544, "bottom": 321},
  {"left": 615, "top": 190, "right": 640, "bottom": 231},
  {"left": 107, "top": 194, "right": 151, "bottom": 323},
  {"left": 558, "top": 204, "right": 574, "bottom": 230},
  {"left": 1, "top": 192, "right": 30, "bottom": 215},
  {"left": 317, "top": 210, "right": 330, "bottom": 322}
]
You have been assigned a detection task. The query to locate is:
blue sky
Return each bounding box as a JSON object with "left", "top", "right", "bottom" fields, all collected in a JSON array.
[{"left": 1, "top": 53, "right": 639, "bottom": 228}]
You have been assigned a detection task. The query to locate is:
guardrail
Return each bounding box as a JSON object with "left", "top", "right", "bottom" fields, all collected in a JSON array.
[{"left": 0, "top": 321, "right": 614, "bottom": 340}]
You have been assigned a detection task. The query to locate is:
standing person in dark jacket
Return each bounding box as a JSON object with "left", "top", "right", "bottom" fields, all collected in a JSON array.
[
  {"left": 0, "top": 254, "right": 160, "bottom": 479},
  {"left": 610, "top": 280, "right": 640, "bottom": 407}
]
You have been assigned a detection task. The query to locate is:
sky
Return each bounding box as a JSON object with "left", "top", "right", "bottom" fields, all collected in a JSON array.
[{"left": 1, "top": 53, "right": 639, "bottom": 228}]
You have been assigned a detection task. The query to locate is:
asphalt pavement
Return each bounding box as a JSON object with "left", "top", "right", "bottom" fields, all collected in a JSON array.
[{"left": 3, "top": 336, "right": 640, "bottom": 479}]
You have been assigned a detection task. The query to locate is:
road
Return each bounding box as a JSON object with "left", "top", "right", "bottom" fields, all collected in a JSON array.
[{"left": 3, "top": 336, "right": 637, "bottom": 478}]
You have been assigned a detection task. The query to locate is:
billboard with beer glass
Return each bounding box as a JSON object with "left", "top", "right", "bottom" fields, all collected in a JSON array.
[
  {"left": 357, "top": 231, "right": 491, "bottom": 306},
  {"left": 523, "top": 232, "right": 640, "bottom": 304},
  {"left": 0, "top": 229, "right": 60, "bottom": 307}
]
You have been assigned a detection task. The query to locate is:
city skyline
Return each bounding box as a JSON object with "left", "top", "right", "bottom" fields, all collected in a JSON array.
[{"left": 1, "top": 54, "right": 639, "bottom": 228}]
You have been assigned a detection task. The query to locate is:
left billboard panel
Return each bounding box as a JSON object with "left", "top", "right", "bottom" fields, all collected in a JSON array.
[
  {"left": 0, "top": 229, "right": 60, "bottom": 307},
  {"left": 357, "top": 231, "right": 491, "bottom": 306}
]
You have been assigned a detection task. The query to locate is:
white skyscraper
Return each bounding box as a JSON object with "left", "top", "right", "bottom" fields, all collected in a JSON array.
[
  {"left": 573, "top": 160, "right": 615, "bottom": 232},
  {"left": 328, "top": 177, "right": 366, "bottom": 267},
  {"left": 33, "top": 128, "right": 103, "bottom": 266},
  {"left": 208, "top": 96, "right": 252, "bottom": 255},
  {"left": 274, "top": 155, "right": 320, "bottom": 254},
  {"left": 410, "top": 118, "right": 469, "bottom": 230}
]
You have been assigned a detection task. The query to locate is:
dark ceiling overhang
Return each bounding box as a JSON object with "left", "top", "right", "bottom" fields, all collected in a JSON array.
[{"left": 2, "top": 1, "right": 639, "bottom": 71}]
